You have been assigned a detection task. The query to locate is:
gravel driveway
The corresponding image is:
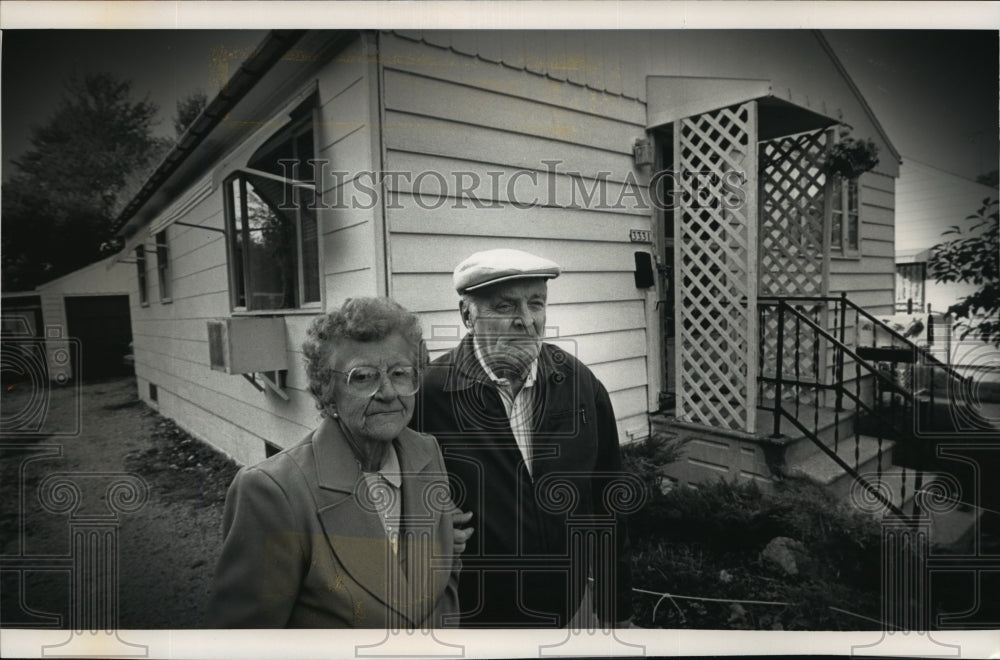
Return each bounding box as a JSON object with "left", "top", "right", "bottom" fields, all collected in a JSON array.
[{"left": 1, "top": 376, "right": 238, "bottom": 629}]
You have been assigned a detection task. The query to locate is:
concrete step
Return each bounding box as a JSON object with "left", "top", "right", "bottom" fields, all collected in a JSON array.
[
  {"left": 787, "top": 433, "right": 895, "bottom": 494},
  {"left": 791, "top": 443, "right": 980, "bottom": 548},
  {"left": 925, "top": 504, "right": 981, "bottom": 550},
  {"left": 783, "top": 412, "right": 861, "bottom": 466},
  {"left": 759, "top": 398, "right": 862, "bottom": 466}
]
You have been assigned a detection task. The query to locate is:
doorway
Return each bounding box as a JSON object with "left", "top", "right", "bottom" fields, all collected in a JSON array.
[
  {"left": 64, "top": 295, "right": 134, "bottom": 380},
  {"left": 656, "top": 133, "right": 676, "bottom": 411}
]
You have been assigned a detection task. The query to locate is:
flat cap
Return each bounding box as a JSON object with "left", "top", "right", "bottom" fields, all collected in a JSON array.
[{"left": 453, "top": 248, "right": 561, "bottom": 294}]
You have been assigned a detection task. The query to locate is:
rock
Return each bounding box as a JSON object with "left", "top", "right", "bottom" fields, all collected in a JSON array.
[{"left": 761, "top": 536, "right": 808, "bottom": 576}]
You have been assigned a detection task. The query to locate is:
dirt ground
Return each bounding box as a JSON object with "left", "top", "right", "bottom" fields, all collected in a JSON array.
[{"left": 1, "top": 376, "right": 238, "bottom": 629}]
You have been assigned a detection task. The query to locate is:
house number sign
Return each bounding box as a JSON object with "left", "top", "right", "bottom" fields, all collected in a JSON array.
[{"left": 629, "top": 229, "right": 652, "bottom": 243}]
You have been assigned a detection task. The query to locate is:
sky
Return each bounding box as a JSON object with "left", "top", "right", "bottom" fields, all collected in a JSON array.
[
  {"left": 1, "top": 27, "right": 997, "bottom": 183},
  {"left": 2, "top": 30, "right": 267, "bottom": 175},
  {"left": 824, "top": 29, "right": 998, "bottom": 181}
]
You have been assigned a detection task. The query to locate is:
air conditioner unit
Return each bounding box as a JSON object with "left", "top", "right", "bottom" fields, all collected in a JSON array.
[{"left": 207, "top": 316, "right": 288, "bottom": 375}]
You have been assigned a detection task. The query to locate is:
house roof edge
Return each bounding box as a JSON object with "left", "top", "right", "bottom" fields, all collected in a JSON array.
[
  {"left": 813, "top": 30, "right": 902, "bottom": 170},
  {"left": 111, "top": 29, "right": 309, "bottom": 239}
]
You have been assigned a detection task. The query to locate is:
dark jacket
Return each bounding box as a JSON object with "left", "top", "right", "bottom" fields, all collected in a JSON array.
[
  {"left": 205, "top": 419, "right": 460, "bottom": 628},
  {"left": 412, "top": 334, "right": 633, "bottom": 627}
]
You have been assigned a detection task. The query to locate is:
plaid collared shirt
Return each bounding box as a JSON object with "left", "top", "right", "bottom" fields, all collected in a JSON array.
[{"left": 473, "top": 337, "right": 539, "bottom": 477}]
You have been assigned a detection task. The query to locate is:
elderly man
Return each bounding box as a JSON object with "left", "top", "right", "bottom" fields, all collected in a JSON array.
[{"left": 413, "top": 248, "right": 633, "bottom": 628}]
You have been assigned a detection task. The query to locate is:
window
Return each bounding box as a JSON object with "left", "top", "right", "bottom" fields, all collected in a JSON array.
[
  {"left": 895, "top": 262, "right": 926, "bottom": 312},
  {"left": 223, "top": 105, "right": 320, "bottom": 311},
  {"left": 136, "top": 245, "right": 149, "bottom": 306},
  {"left": 155, "top": 230, "right": 171, "bottom": 302},
  {"left": 831, "top": 177, "right": 860, "bottom": 256}
]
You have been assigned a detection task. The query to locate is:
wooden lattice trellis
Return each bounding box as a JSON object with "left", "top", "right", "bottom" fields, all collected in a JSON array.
[
  {"left": 674, "top": 102, "right": 758, "bottom": 432},
  {"left": 759, "top": 130, "right": 827, "bottom": 297},
  {"left": 758, "top": 130, "right": 830, "bottom": 404}
]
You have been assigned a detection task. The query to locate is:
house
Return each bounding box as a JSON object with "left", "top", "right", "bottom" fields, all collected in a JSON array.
[
  {"left": 112, "top": 30, "right": 913, "bottom": 509},
  {"left": 894, "top": 158, "right": 996, "bottom": 316}
]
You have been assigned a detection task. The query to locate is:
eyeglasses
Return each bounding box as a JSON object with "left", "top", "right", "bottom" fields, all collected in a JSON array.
[{"left": 331, "top": 365, "right": 420, "bottom": 397}]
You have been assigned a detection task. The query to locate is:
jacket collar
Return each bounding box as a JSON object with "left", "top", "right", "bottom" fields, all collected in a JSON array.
[
  {"left": 310, "top": 417, "right": 444, "bottom": 627},
  {"left": 312, "top": 417, "right": 434, "bottom": 492},
  {"left": 442, "top": 333, "right": 567, "bottom": 393}
]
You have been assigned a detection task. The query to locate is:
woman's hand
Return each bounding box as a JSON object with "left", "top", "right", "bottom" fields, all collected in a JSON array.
[{"left": 451, "top": 509, "right": 474, "bottom": 555}]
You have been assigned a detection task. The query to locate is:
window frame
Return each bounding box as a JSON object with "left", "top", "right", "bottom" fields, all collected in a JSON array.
[
  {"left": 155, "top": 229, "right": 172, "bottom": 303},
  {"left": 830, "top": 175, "right": 861, "bottom": 259},
  {"left": 895, "top": 261, "right": 927, "bottom": 312},
  {"left": 222, "top": 109, "right": 322, "bottom": 314},
  {"left": 136, "top": 245, "right": 149, "bottom": 307}
]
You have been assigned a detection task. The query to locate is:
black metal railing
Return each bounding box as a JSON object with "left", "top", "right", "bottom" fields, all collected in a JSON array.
[{"left": 756, "top": 294, "right": 968, "bottom": 517}]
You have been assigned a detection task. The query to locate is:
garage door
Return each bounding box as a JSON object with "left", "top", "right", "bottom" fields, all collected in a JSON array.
[{"left": 64, "top": 295, "right": 133, "bottom": 380}]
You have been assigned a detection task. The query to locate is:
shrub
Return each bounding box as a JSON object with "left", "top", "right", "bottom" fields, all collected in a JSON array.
[
  {"left": 627, "top": 475, "right": 886, "bottom": 629},
  {"left": 620, "top": 431, "right": 688, "bottom": 505}
]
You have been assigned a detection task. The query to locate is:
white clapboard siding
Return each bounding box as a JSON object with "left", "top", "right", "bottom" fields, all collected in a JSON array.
[
  {"left": 384, "top": 152, "right": 649, "bottom": 216},
  {"left": 895, "top": 159, "right": 996, "bottom": 253},
  {"left": 389, "top": 195, "right": 646, "bottom": 241},
  {"left": 135, "top": 371, "right": 314, "bottom": 466},
  {"left": 383, "top": 69, "right": 637, "bottom": 156},
  {"left": 323, "top": 221, "right": 380, "bottom": 276},
  {"left": 315, "top": 41, "right": 379, "bottom": 301},
  {"left": 151, "top": 383, "right": 269, "bottom": 466},
  {"left": 828, "top": 173, "right": 897, "bottom": 308},
  {"left": 169, "top": 234, "right": 225, "bottom": 282},
  {"left": 613, "top": 387, "right": 650, "bottom": 420},
  {"left": 129, "top": 39, "right": 380, "bottom": 464},
  {"left": 381, "top": 33, "right": 645, "bottom": 126},
  {"left": 135, "top": 342, "right": 315, "bottom": 427},
  {"left": 168, "top": 264, "right": 229, "bottom": 304},
  {"left": 383, "top": 114, "right": 644, "bottom": 193},
  {"left": 410, "top": 31, "right": 644, "bottom": 100},
  {"left": 865, "top": 224, "right": 894, "bottom": 244},
  {"left": 393, "top": 272, "right": 638, "bottom": 314},
  {"left": 589, "top": 357, "right": 647, "bottom": 394},
  {"left": 316, "top": 79, "right": 367, "bottom": 154},
  {"left": 390, "top": 234, "right": 638, "bottom": 275},
  {"left": 323, "top": 268, "right": 380, "bottom": 308},
  {"left": 389, "top": 30, "right": 898, "bottom": 178}
]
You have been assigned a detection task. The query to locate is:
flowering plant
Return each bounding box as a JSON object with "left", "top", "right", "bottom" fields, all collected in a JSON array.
[{"left": 823, "top": 137, "right": 880, "bottom": 178}]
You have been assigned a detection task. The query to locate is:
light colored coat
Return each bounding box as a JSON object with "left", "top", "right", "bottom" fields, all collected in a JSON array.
[{"left": 205, "top": 418, "right": 460, "bottom": 628}]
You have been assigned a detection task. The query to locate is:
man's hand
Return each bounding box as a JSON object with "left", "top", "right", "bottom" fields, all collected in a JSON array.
[{"left": 451, "top": 509, "right": 474, "bottom": 555}]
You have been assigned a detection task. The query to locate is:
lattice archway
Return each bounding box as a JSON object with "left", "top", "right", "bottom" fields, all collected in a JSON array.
[{"left": 674, "top": 101, "right": 759, "bottom": 432}]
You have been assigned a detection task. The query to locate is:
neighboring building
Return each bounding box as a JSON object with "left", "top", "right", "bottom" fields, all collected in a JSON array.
[
  {"left": 111, "top": 29, "right": 907, "bottom": 508},
  {"left": 894, "top": 158, "right": 997, "bottom": 315},
  {"left": 2, "top": 255, "right": 134, "bottom": 384}
]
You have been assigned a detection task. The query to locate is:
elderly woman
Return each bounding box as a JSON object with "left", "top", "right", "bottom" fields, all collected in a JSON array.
[{"left": 205, "top": 297, "right": 460, "bottom": 628}]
